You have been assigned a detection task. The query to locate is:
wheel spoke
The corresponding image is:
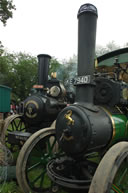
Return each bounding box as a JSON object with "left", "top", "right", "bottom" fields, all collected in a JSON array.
[
  {"left": 10, "top": 122, "right": 15, "bottom": 131},
  {"left": 47, "top": 139, "right": 51, "bottom": 153},
  {"left": 18, "top": 121, "right": 22, "bottom": 130},
  {"left": 47, "top": 137, "right": 56, "bottom": 155},
  {"left": 20, "top": 127, "right": 25, "bottom": 131},
  {"left": 112, "top": 184, "right": 123, "bottom": 193},
  {"left": 50, "top": 138, "right": 56, "bottom": 151},
  {"left": 27, "top": 162, "right": 41, "bottom": 172},
  {"left": 7, "top": 128, "right": 12, "bottom": 132},
  {"left": 39, "top": 170, "right": 46, "bottom": 188},
  {"left": 13, "top": 120, "right": 18, "bottom": 130},
  {"left": 31, "top": 169, "right": 46, "bottom": 185}
]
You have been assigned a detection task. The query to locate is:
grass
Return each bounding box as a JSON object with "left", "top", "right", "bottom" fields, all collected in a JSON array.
[
  {"left": 0, "top": 181, "right": 23, "bottom": 193},
  {"left": 0, "top": 181, "right": 68, "bottom": 193}
]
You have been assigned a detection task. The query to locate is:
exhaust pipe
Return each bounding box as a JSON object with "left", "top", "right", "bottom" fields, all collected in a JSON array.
[
  {"left": 76, "top": 3, "right": 98, "bottom": 103},
  {"left": 37, "top": 54, "right": 51, "bottom": 88}
]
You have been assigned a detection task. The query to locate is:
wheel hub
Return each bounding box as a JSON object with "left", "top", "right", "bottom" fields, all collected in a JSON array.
[{"left": 47, "top": 156, "right": 94, "bottom": 190}]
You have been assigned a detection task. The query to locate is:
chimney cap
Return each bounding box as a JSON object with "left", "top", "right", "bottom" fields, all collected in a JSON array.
[
  {"left": 37, "top": 54, "right": 51, "bottom": 59},
  {"left": 78, "top": 3, "right": 98, "bottom": 18}
]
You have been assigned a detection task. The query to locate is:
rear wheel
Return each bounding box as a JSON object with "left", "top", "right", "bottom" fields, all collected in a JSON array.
[
  {"left": 89, "top": 142, "right": 128, "bottom": 193},
  {"left": 2, "top": 114, "right": 26, "bottom": 151}
]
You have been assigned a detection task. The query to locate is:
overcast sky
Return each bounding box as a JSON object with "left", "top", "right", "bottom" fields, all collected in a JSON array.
[{"left": 1, "top": 0, "right": 128, "bottom": 60}]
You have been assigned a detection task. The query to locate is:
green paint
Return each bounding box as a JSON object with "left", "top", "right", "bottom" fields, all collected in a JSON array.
[
  {"left": 112, "top": 184, "right": 123, "bottom": 193},
  {"left": 112, "top": 158, "right": 128, "bottom": 193},
  {"left": 0, "top": 85, "right": 11, "bottom": 112},
  {"left": 98, "top": 52, "right": 128, "bottom": 67},
  {"left": 111, "top": 114, "right": 128, "bottom": 145}
]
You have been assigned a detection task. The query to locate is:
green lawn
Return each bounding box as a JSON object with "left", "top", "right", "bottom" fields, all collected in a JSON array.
[{"left": 0, "top": 181, "right": 23, "bottom": 193}]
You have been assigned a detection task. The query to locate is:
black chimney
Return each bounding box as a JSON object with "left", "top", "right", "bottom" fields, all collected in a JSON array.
[
  {"left": 37, "top": 54, "right": 51, "bottom": 88},
  {"left": 76, "top": 4, "right": 98, "bottom": 103}
]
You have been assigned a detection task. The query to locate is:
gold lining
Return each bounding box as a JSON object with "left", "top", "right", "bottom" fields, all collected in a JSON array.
[
  {"left": 25, "top": 100, "right": 39, "bottom": 118},
  {"left": 63, "top": 135, "right": 74, "bottom": 141},
  {"left": 25, "top": 100, "right": 39, "bottom": 109}
]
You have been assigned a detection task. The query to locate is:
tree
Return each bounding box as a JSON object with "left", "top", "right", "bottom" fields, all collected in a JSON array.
[
  {"left": 0, "top": 51, "right": 38, "bottom": 101},
  {"left": 0, "top": 41, "right": 4, "bottom": 56},
  {"left": 49, "top": 57, "right": 61, "bottom": 77},
  {"left": 0, "top": 0, "right": 16, "bottom": 26},
  {"left": 0, "top": 48, "right": 10, "bottom": 84},
  {"left": 8, "top": 53, "right": 38, "bottom": 101},
  {"left": 96, "top": 41, "right": 120, "bottom": 57},
  {"left": 0, "top": 51, "right": 63, "bottom": 102}
]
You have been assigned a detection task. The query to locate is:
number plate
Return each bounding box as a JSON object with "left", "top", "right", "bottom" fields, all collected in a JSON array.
[
  {"left": 74, "top": 75, "right": 91, "bottom": 85},
  {"left": 64, "top": 75, "right": 91, "bottom": 86}
]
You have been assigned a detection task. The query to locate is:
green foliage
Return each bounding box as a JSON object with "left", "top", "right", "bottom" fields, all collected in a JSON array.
[
  {"left": 0, "top": 50, "right": 63, "bottom": 102},
  {"left": 0, "top": 41, "right": 4, "bottom": 56},
  {"left": 9, "top": 53, "right": 38, "bottom": 101},
  {"left": 49, "top": 57, "right": 61, "bottom": 76},
  {"left": 0, "top": 51, "right": 10, "bottom": 85},
  {"left": 0, "top": 181, "right": 22, "bottom": 193},
  {"left": 0, "top": 0, "right": 16, "bottom": 26},
  {"left": 0, "top": 51, "right": 38, "bottom": 101}
]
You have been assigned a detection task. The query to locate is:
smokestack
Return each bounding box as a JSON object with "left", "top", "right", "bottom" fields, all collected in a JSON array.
[
  {"left": 76, "top": 3, "right": 98, "bottom": 103},
  {"left": 37, "top": 54, "right": 51, "bottom": 88}
]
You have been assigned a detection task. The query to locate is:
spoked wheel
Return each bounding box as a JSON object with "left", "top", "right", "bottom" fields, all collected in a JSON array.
[
  {"left": 89, "top": 142, "right": 128, "bottom": 193},
  {"left": 16, "top": 125, "right": 66, "bottom": 193},
  {"left": 1, "top": 114, "right": 26, "bottom": 152}
]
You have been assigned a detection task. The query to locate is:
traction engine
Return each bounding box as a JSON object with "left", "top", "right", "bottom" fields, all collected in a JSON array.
[{"left": 3, "top": 54, "right": 72, "bottom": 150}]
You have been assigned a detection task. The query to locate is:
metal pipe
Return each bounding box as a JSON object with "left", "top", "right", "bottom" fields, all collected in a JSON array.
[
  {"left": 76, "top": 3, "right": 98, "bottom": 103},
  {"left": 37, "top": 54, "right": 51, "bottom": 88}
]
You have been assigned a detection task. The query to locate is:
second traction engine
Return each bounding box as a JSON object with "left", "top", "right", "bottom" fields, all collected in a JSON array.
[{"left": 23, "top": 54, "right": 67, "bottom": 131}]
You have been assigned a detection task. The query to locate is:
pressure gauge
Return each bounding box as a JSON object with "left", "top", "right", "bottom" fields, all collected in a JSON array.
[{"left": 49, "top": 86, "right": 60, "bottom": 97}]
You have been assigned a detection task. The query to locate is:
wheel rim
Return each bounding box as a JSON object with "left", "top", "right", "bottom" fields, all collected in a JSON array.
[
  {"left": 7, "top": 117, "right": 25, "bottom": 132},
  {"left": 4, "top": 115, "right": 26, "bottom": 152},
  {"left": 88, "top": 142, "right": 128, "bottom": 193},
  {"left": 16, "top": 127, "right": 66, "bottom": 193}
]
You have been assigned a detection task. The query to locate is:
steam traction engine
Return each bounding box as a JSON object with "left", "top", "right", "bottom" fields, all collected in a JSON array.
[
  {"left": 2, "top": 54, "right": 69, "bottom": 150},
  {"left": 16, "top": 3, "right": 128, "bottom": 193}
]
